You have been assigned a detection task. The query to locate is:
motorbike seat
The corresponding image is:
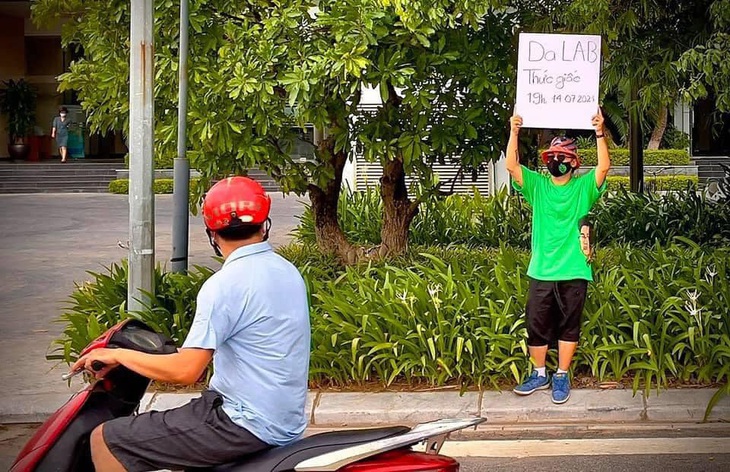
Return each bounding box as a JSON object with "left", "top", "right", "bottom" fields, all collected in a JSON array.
[{"left": 206, "top": 426, "right": 410, "bottom": 472}]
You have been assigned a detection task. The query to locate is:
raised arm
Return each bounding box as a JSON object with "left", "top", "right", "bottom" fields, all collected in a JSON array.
[
  {"left": 593, "top": 108, "right": 610, "bottom": 187},
  {"left": 506, "top": 115, "right": 524, "bottom": 187}
]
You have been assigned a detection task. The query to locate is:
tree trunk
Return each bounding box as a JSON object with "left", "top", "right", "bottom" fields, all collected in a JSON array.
[
  {"left": 307, "top": 142, "right": 360, "bottom": 264},
  {"left": 629, "top": 85, "right": 644, "bottom": 193},
  {"left": 379, "top": 158, "right": 418, "bottom": 257},
  {"left": 647, "top": 105, "right": 668, "bottom": 150}
]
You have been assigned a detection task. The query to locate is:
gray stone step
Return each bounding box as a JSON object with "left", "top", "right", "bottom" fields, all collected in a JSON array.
[
  {"left": 0, "top": 168, "right": 117, "bottom": 174},
  {"left": 0, "top": 161, "right": 121, "bottom": 194},
  {"left": 0, "top": 171, "right": 118, "bottom": 178},
  {"left": 0, "top": 179, "right": 109, "bottom": 189},
  {"left": 0, "top": 177, "right": 115, "bottom": 186},
  {"left": 0, "top": 161, "right": 122, "bottom": 169},
  {"left": 0, "top": 161, "right": 283, "bottom": 194},
  {"left": 0, "top": 186, "right": 110, "bottom": 194},
  {"left": 693, "top": 156, "right": 729, "bottom": 184}
]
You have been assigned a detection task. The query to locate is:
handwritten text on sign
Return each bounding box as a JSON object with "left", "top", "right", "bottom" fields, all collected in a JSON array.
[{"left": 515, "top": 33, "right": 602, "bottom": 130}]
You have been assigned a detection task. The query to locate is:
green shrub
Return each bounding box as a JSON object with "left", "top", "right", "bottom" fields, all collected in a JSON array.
[
  {"left": 155, "top": 151, "right": 175, "bottom": 170},
  {"left": 122, "top": 152, "right": 176, "bottom": 169},
  {"left": 412, "top": 189, "right": 533, "bottom": 249},
  {"left": 48, "top": 261, "right": 215, "bottom": 364},
  {"left": 304, "top": 243, "right": 730, "bottom": 393},
  {"left": 582, "top": 242, "right": 730, "bottom": 394},
  {"left": 52, "top": 244, "right": 730, "bottom": 395},
  {"left": 590, "top": 187, "right": 730, "bottom": 246},
  {"left": 295, "top": 186, "right": 730, "bottom": 248},
  {"left": 294, "top": 188, "right": 532, "bottom": 248},
  {"left": 49, "top": 262, "right": 130, "bottom": 364},
  {"left": 662, "top": 128, "right": 691, "bottom": 150},
  {"left": 577, "top": 149, "right": 690, "bottom": 166},
  {"left": 293, "top": 190, "right": 384, "bottom": 245},
  {"left": 154, "top": 179, "right": 174, "bottom": 194},
  {"left": 108, "top": 179, "right": 200, "bottom": 195},
  {"left": 606, "top": 175, "right": 698, "bottom": 191},
  {"left": 108, "top": 179, "right": 130, "bottom": 194}
]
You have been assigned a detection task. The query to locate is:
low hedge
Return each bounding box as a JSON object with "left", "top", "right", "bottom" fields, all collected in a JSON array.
[
  {"left": 577, "top": 149, "right": 690, "bottom": 166},
  {"left": 606, "top": 175, "right": 698, "bottom": 191},
  {"left": 108, "top": 179, "right": 200, "bottom": 195},
  {"left": 50, "top": 242, "right": 730, "bottom": 413},
  {"left": 294, "top": 187, "right": 730, "bottom": 248}
]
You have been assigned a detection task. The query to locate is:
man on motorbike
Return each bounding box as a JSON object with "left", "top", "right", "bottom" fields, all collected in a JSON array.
[{"left": 71, "top": 176, "right": 311, "bottom": 471}]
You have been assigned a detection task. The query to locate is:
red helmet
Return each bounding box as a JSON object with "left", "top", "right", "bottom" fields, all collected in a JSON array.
[
  {"left": 202, "top": 176, "right": 271, "bottom": 231},
  {"left": 541, "top": 136, "right": 581, "bottom": 168}
]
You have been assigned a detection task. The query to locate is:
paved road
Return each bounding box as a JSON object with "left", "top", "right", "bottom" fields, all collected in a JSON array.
[
  {"left": 0, "top": 193, "right": 307, "bottom": 398},
  {"left": 458, "top": 455, "right": 730, "bottom": 471},
  {"left": 2, "top": 423, "right": 729, "bottom": 471}
]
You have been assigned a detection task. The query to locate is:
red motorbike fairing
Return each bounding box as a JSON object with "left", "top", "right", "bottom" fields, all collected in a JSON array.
[
  {"left": 339, "top": 450, "right": 459, "bottom": 472},
  {"left": 78, "top": 319, "right": 130, "bottom": 358},
  {"left": 11, "top": 320, "right": 130, "bottom": 472},
  {"left": 10, "top": 387, "right": 93, "bottom": 472}
]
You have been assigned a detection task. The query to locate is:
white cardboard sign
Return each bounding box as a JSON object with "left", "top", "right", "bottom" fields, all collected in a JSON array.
[{"left": 515, "top": 33, "right": 602, "bottom": 130}]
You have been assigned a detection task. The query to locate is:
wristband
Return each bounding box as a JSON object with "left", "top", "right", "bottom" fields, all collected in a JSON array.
[{"left": 595, "top": 133, "right": 605, "bottom": 138}]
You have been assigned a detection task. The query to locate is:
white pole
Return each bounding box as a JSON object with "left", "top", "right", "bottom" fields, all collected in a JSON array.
[{"left": 128, "top": 0, "right": 155, "bottom": 312}]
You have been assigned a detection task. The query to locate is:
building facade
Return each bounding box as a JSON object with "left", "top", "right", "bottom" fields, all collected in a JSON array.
[{"left": 0, "top": 1, "right": 125, "bottom": 160}]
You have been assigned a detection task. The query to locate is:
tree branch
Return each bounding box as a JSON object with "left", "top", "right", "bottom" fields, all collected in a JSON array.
[
  {"left": 204, "top": 4, "right": 262, "bottom": 25},
  {"left": 267, "top": 136, "right": 286, "bottom": 157}
]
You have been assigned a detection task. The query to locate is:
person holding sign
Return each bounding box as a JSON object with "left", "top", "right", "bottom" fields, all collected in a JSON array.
[{"left": 507, "top": 109, "right": 610, "bottom": 404}]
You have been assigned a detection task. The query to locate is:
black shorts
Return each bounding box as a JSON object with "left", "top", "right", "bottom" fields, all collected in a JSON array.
[
  {"left": 525, "top": 278, "right": 588, "bottom": 346},
  {"left": 103, "top": 390, "right": 270, "bottom": 471}
]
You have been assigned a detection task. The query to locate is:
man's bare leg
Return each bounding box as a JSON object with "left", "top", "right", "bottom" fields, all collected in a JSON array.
[
  {"left": 90, "top": 424, "right": 127, "bottom": 472},
  {"left": 529, "top": 344, "right": 549, "bottom": 369},
  {"left": 558, "top": 340, "right": 578, "bottom": 371}
]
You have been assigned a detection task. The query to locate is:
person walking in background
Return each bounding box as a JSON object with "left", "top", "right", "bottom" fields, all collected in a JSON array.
[
  {"left": 506, "top": 108, "right": 611, "bottom": 404},
  {"left": 51, "top": 106, "right": 69, "bottom": 163}
]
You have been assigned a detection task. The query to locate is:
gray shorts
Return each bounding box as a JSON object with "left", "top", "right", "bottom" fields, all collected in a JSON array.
[{"left": 103, "top": 390, "right": 270, "bottom": 471}]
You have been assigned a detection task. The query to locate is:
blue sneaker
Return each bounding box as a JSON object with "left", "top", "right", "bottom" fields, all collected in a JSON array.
[
  {"left": 551, "top": 373, "right": 571, "bottom": 404},
  {"left": 513, "top": 370, "right": 550, "bottom": 395}
]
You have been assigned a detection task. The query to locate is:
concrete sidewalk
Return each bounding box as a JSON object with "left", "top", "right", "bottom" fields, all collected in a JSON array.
[{"left": 3, "top": 388, "right": 728, "bottom": 430}]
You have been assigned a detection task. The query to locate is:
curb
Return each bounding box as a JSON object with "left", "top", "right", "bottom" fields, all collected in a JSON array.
[{"left": 2, "top": 388, "right": 728, "bottom": 427}]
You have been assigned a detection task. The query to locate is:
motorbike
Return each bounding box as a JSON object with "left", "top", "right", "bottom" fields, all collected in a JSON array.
[{"left": 12, "top": 319, "right": 484, "bottom": 471}]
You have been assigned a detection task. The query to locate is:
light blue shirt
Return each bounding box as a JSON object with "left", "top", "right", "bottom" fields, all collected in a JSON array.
[{"left": 182, "top": 241, "right": 311, "bottom": 446}]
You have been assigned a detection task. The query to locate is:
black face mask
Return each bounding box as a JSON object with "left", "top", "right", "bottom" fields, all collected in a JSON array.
[{"left": 547, "top": 158, "right": 572, "bottom": 177}]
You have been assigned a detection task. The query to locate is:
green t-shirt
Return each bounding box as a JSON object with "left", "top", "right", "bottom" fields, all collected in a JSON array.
[{"left": 512, "top": 166, "right": 607, "bottom": 281}]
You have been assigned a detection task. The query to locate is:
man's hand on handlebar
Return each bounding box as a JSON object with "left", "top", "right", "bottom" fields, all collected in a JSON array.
[{"left": 68, "top": 348, "right": 121, "bottom": 380}]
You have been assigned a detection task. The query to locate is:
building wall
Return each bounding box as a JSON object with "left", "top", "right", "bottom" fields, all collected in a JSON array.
[
  {"left": 0, "top": 14, "right": 27, "bottom": 157},
  {"left": 26, "top": 36, "right": 64, "bottom": 145},
  {"left": 0, "top": 5, "right": 127, "bottom": 161}
]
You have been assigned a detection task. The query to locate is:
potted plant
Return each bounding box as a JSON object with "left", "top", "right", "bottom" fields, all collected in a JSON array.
[{"left": 0, "top": 79, "right": 37, "bottom": 160}]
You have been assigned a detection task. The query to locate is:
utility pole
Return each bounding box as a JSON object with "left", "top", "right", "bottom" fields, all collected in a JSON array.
[
  {"left": 171, "top": 0, "right": 190, "bottom": 273},
  {"left": 629, "top": 84, "right": 644, "bottom": 193},
  {"left": 128, "top": 0, "right": 155, "bottom": 311}
]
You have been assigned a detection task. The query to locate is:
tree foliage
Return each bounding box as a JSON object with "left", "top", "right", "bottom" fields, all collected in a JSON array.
[
  {"left": 512, "top": 0, "right": 728, "bottom": 147},
  {"left": 32, "top": 0, "right": 516, "bottom": 259},
  {"left": 677, "top": 0, "right": 730, "bottom": 112}
]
